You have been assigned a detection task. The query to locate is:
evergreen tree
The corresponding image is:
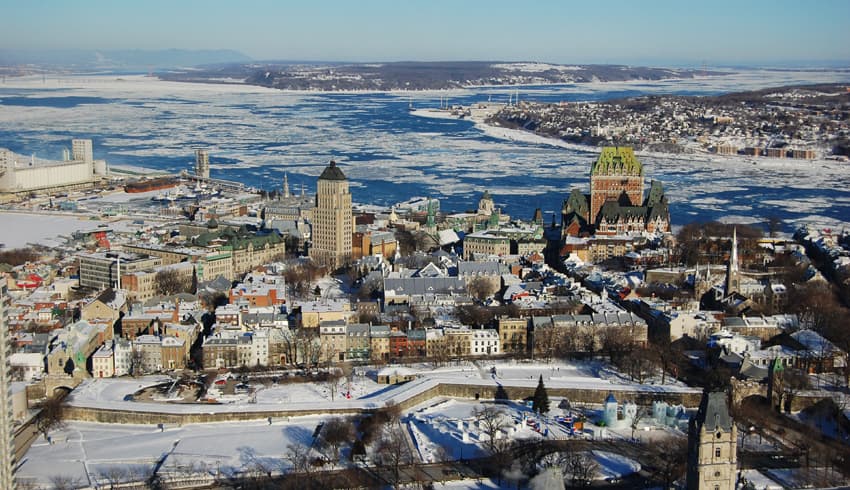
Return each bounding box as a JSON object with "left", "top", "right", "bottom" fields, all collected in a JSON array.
[{"left": 532, "top": 374, "right": 550, "bottom": 414}]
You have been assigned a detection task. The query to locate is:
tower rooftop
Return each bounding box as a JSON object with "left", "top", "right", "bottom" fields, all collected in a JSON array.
[
  {"left": 318, "top": 160, "right": 347, "bottom": 181},
  {"left": 591, "top": 147, "right": 643, "bottom": 176},
  {"left": 695, "top": 391, "right": 733, "bottom": 432}
]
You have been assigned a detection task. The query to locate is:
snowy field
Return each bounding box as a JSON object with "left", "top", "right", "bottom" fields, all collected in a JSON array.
[
  {"left": 0, "top": 212, "right": 111, "bottom": 248},
  {"left": 16, "top": 417, "right": 323, "bottom": 489}
]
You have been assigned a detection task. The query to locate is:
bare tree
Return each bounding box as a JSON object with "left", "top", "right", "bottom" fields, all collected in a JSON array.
[
  {"left": 283, "top": 441, "right": 316, "bottom": 489},
  {"left": 155, "top": 268, "right": 190, "bottom": 296},
  {"left": 373, "top": 426, "right": 415, "bottom": 489},
  {"left": 325, "top": 371, "right": 341, "bottom": 402},
  {"left": 650, "top": 437, "right": 688, "bottom": 488},
  {"left": 564, "top": 451, "right": 598, "bottom": 487},
  {"left": 472, "top": 404, "right": 511, "bottom": 454},
  {"left": 532, "top": 326, "right": 559, "bottom": 363},
  {"left": 36, "top": 394, "right": 65, "bottom": 441},
  {"left": 629, "top": 407, "right": 646, "bottom": 441},
  {"left": 97, "top": 466, "right": 129, "bottom": 489},
  {"left": 467, "top": 276, "right": 494, "bottom": 301},
  {"left": 317, "top": 417, "right": 355, "bottom": 462},
  {"left": 48, "top": 475, "right": 81, "bottom": 490}
]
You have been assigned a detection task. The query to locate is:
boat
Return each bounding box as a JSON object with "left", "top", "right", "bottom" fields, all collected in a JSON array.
[{"left": 124, "top": 177, "right": 179, "bottom": 193}]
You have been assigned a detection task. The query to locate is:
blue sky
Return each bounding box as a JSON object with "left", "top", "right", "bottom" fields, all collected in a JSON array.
[{"left": 4, "top": 0, "right": 849, "bottom": 65}]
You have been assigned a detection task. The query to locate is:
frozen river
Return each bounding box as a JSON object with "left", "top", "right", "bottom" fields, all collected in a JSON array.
[{"left": 2, "top": 68, "right": 850, "bottom": 232}]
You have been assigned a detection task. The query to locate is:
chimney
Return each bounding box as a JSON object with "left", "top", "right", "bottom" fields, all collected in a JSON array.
[{"left": 172, "top": 297, "right": 180, "bottom": 323}]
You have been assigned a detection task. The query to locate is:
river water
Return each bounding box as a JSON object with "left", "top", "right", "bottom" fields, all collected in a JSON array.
[{"left": 1, "top": 69, "right": 849, "bottom": 232}]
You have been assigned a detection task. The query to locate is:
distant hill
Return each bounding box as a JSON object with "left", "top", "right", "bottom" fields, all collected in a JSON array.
[
  {"left": 160, "top": 61, "right": 723, "bottom": 90},
  {"left": 0, "top": 49, "right": 252, "bottom": 71}
]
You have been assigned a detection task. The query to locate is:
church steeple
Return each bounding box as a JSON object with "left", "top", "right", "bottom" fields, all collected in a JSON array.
[
  {"left": 725, "top": 227, "right": 740, "bottom": 296},
  {"left": 282, "top": 172, "right": 291, "bottom": 199}
]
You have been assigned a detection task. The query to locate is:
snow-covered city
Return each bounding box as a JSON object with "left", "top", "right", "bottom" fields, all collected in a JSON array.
[{"left": 3, "top": 3, "right": 850, "bottom": 490}]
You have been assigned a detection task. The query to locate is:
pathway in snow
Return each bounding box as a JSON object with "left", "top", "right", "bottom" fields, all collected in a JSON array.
[{"left": 470, "top": 360, "right": 490, "bottom": 380}]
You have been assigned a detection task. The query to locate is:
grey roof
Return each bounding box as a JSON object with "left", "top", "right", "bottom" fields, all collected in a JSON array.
[
  {"left": 346, "top": 323, "right": 370, "bottom": 335},
  {"left": 318, "top": 160, "right": 347, "bottom": 181},
  {"left": 202, "top": 275, "right": 234, "bottom": 292},
  {"left": 458, "top": 261, "right": 504, "bottom": 276},
  {"left": 384, "top": 277, "right": 466, "bottom": 295},
  {"left": 738, "top": 360, "right": 768, "bottom": 381},
  {"left": 695, "top": 391, "right": 733, "bottom": 432},
  {"left": 241, "top": 312, "right": 288, "bottom": 324}
]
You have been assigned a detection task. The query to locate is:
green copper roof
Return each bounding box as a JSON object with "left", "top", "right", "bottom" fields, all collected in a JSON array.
[
  {"left": 591, "top": 147, "right": 643, "bottom": 177},
  {"left": 319, "top": 160, "right": 347, "bottom": 181}
]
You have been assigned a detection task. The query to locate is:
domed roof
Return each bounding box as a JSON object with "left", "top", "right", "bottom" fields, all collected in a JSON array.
[{"left": 318, "top": 160, "right": 347, "bottom": 181}]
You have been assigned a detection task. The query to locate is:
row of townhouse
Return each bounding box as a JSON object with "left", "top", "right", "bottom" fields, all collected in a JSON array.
[
  {"left": 15, "top": 318, "right": 198, "bottom": 379},
  {"left": 317, "top": 322, "right": 502, "bottom": 362},
  {"left": 91, "top": 319, "right": 201, "bottom": 376},
  {"left": 91, "top": 334, "right": 188, "bottom": 377},
  {"left": 213, "top": 303, "right": 290, "bottom": 330},
  {"left": 202, "top": 327, "right": 297, "bottom": 369}
]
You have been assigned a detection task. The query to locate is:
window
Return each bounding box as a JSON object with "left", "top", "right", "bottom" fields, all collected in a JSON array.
[{"left": 715, "top": 448, "right": 721, "bottom": 458}]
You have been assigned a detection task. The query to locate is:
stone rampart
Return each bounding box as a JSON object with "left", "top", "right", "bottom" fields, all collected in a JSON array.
[{"left": 63, "top": 381, "right": 701, "bottom": 425}]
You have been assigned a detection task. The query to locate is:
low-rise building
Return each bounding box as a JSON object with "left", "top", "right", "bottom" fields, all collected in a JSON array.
[
  {"left": 320, "top": 320, "right": 348, "bottom": 362},
  {"left": 497, "top": 317, "right": 528, "bottom": 354},
  {"left": 299, "top": 299, "right": 351, "bottom": 328},
  {"left": 471, "top": 329, "right": 500, "bottom": 355},
  {"left": 369, "top": 325, "right": 391, "bottom": 361},
  {"left": 92, "top": 344, "right": 114, "bottom": 378},
  {"left": 463, "top": 231, "right": 510, "bottom": 259}
]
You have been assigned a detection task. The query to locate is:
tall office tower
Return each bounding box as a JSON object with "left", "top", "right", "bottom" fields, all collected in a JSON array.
[
  {"left": 310, "top": 161, "right": 352, "bottom": 269},
  {"left": 195, "top": 149, "right": 210, "bottom": 179},
  {"left": 71, "top": 139, "right": 93, "bottom": 164},
  {"left": 0, "top": 284, "right": 15, "bottom": 489}
]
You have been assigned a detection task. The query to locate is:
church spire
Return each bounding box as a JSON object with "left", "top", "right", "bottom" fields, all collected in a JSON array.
[
  {"left": 282, "top": 172, "right": 291, "bottom": 198},
  {"left": 725, "top": 227, "right": 740, "bottom": 296}
]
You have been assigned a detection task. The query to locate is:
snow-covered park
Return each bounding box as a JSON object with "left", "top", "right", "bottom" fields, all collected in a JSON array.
[
  {"left": 19, "top": 358, "right": 700, "bottom": 488},
  {"left": 64, "top": 358, "right": 697, "bottom": 416}
]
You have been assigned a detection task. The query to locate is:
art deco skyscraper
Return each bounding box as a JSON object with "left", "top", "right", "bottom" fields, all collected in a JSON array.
[
  {"left": 195, "top": 148, "right": 210, "bottom": 179},
  {"left": 310, "top": 161, "right": 352, "bottom": 269},
  {"left": 0, "top": 284, "right": 15, "bottom": 489}
]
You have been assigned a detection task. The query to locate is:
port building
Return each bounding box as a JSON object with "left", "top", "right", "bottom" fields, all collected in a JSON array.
[{"left": 0, "top": 139, "right": 108, "bottom": 197}]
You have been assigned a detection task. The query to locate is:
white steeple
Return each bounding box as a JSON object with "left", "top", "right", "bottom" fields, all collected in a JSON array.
[{"left": 283, "top": 172, "right": 291, "bottom": 199}]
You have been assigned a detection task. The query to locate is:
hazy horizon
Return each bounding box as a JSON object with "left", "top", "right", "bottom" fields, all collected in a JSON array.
[{"left": 3, "top": 0, "right": 849, "bottom": 67}]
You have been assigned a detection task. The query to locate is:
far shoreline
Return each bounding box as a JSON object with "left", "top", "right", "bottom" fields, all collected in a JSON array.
[{"left": 409, "top": 107, "right": 847, "bottom": 168}]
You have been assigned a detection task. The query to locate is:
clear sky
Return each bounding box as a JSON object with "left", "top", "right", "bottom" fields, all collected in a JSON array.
[{"left": 4, "top": 0, "right": 849, "bottom": 65}]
